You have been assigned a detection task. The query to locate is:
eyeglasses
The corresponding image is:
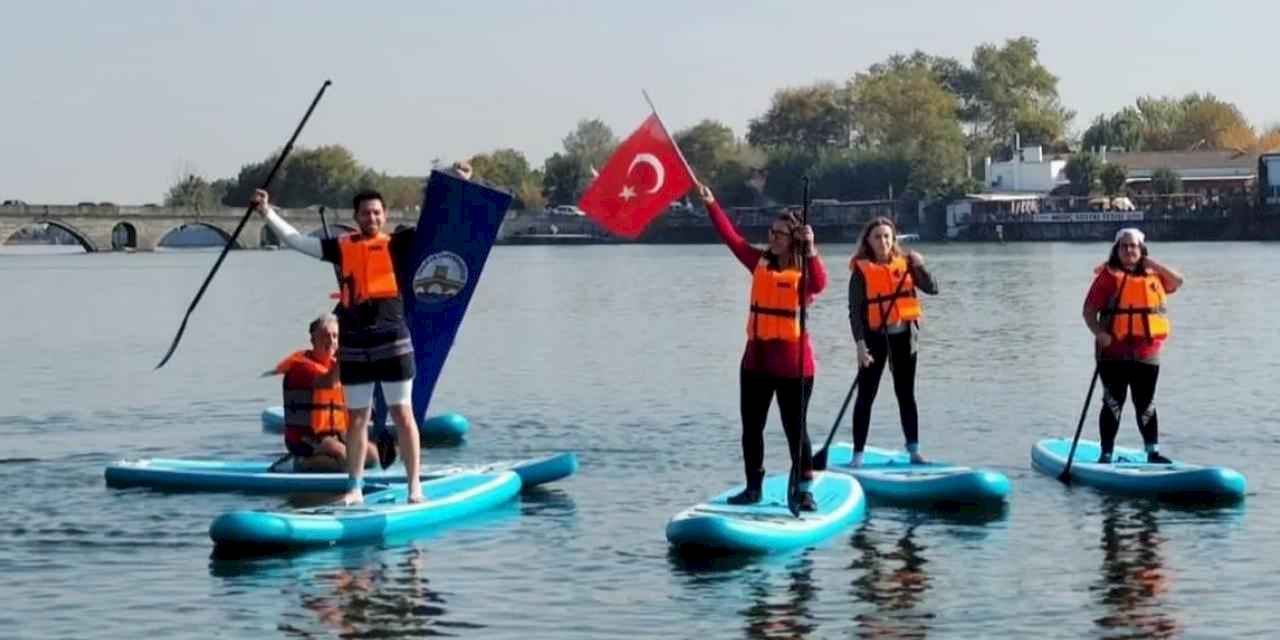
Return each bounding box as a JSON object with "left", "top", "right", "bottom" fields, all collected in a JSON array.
[{"left": 769, "top": 229, "right": 790, "bottom": 238}]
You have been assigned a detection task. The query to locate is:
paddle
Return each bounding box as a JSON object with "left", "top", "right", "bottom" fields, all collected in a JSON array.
[
  {"left": 785, "top": 178, "right": 812, "bottom": 518},
  {"left": 810, "top": 265, "right": 913, "bottom": 471},
  {"left": 155, "top": 79, "right": 333, "bottom": 369},
  {"left": 1059, "top": 270, "right": 1130, "bottom": 482}
]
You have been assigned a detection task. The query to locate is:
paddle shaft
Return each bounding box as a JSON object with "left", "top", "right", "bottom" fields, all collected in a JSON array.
[
  {"left": 785, "top": 178, "right": 812, "bottom": 517},
  {"left": 156, "top": 79, "right": 333, "bottom": 369},
  {"left": 1059, "top": 269, "right": 1131, "bottom": 480},
  {"left": 812, "top": 264, "right": 913, "bottom": 469}
]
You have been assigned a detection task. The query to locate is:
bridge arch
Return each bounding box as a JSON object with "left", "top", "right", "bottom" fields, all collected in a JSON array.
[
  {"left": 157, "top": 222, "right": 241, "bottom": 249},
  {"left": 111, "top": 222, "right": 138, "bottom": 250},
  {"left": 25, "top": 218, "right": 96, "bottom": 251},
  {"left": 307, "top": 224, "right": 357, "bottom": 239}
]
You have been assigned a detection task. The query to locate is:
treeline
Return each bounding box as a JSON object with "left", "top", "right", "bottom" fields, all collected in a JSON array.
[{"left": 165, "top": 36, "right": 1278, "bottom": 211}]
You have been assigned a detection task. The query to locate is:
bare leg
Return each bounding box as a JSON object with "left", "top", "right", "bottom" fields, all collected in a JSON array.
[
  {"left": 388, "top": 403, "right": 423, "bottom": 502},
  {"left": 341, "top": 406, "right": 373, "bottom": 504}
]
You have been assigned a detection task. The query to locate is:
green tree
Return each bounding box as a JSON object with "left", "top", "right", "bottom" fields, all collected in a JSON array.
[
  {"left": 165, "top": 174, "right": 221, "bottom": 211},
  {"left": 562, "top": 119, "right": 618, "bottom": 172},
  {"left": 220, "top": 145, "right": 364, "bottom": 208},
  {"left": 761, "top": 147, "right": 820, "bottom": 205},
  {"left": 847, "top": 60, "right": 968, "bottom": 197},
  {"left": 747, "top": 83, "right": 850, "bottom": 151},
  {"left": 1064, "top": 153, "right": 1102, "bottom": 196},
  {"left": 469, "top": 148, "right": 535, "bottom": 195},
  {"left": 1082, "top": 108, "right": 1144, "bottom": 151},
  {"left": 278, "top": 145, "right": 363, "bottom": 207},
  {"left": 1150, "top": 167, "right": 1182, "bottom": 195},
  {"left": 969, "top": 37, "right": 1073, "bottom": 152},
  {"left": 542, "top": 152, "right": 589, "bottom": 205},
  {"left": 1099, "top": 163, "right": 1128, "bottom": 196},
  {"left": 674, "top": 119, "right": 736, "bottom": 176},
  {"left": 514, "top": 173, "right": 547, "bottom": 211}
]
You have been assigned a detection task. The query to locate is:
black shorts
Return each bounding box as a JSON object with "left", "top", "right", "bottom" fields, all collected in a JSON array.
[{"left": 339, "top": 351, "right": 415, "bottom": 386}]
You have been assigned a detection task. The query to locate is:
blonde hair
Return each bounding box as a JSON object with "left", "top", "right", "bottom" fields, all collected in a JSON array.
[{"left": 851, "top": 216, "right": 901, "bottom": 264}]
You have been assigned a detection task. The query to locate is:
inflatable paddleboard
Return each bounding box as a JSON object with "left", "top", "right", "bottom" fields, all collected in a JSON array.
[
  {"left": 825, "top": 442, "right": 1010, "bottom": 505},
  {"left": 1032, "top": 438, "right": 1245, "bottom": 500}
]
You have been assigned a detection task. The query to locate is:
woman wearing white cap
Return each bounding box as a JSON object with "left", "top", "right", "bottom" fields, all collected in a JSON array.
[{"left": 1081, "top": 228, "right": 1184, "bottom": 463}]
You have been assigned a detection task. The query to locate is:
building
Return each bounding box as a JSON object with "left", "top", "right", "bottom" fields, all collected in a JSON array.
[
  {"left": 1099, "top": 150, "right": 1256, "bottom": 197},
  {"left": 985, "top": 146, "right": 1069, "bottom": 193}
]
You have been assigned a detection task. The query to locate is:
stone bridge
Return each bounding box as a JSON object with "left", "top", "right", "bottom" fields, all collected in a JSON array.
[{"left": 0, "top": 203, "right": 421, "bottom": 252}]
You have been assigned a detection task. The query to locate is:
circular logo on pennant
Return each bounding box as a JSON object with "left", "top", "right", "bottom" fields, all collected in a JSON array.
[{"left": 412, "top": 251, "right": 469, "bottom": 306}]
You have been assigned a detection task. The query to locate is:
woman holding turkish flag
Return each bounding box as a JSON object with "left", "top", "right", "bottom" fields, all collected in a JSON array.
[{"left": 698, "top": 184, "right": 827, "bottom": 511}]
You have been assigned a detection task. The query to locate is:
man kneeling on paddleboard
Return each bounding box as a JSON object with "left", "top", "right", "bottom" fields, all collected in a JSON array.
[
  {"left": 256, "top": 172, "right": 473, "bottom": 503},
  {"left": 266, "top": 313, "right": 379, "bottom": 472}
]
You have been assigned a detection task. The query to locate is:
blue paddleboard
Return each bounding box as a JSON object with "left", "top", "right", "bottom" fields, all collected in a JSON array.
[
  {"left": 259, "top": 406, "right": 469, "bottom": 444},
  {"left": 209, "top": 471, "right": 521, "bottom": 549},
  {"left": 105, "top": 452, "right": 577, "bottom": 494},
  {"left": 1032, "top": 438, "right": 1246, "bottom": 500},
  {"left": 666, "top": 472, "right": 865, "bottom": 554},
  {"left": 825, "top": 442, "right": 1010, "bottom": 505}
]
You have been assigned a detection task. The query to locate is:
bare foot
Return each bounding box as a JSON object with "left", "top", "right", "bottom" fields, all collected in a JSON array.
[
  {"left": 407, "top": 492, "right": 426, "bottom": 504},
  {"left": 339, "top": 489, "right": 364, "bottom": 506}
]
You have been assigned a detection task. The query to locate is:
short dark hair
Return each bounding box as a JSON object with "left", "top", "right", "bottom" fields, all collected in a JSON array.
[{"left": 352, "top": 190, "right": 385, "bottom": 210}]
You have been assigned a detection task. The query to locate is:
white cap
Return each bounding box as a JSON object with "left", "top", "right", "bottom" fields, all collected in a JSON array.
[{"left": 1114, "top": 227, "right": 1145, "bottom": 245}]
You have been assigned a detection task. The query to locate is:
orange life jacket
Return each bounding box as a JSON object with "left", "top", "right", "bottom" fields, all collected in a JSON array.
[
  {"left": 746, "top": 257, "right": 802, "bottom": 341},
  {"left": 1102, "top": 267, "right": 1169, "bottom": 341},
  {"left": 852, "top": 256, "right": 921, "bottom": 331},
  {"left": 276, "top": 350, "right": 347, "bottom": 438},
  {"left": 338, "top": 233, "right": 399, "bottom": 308}
]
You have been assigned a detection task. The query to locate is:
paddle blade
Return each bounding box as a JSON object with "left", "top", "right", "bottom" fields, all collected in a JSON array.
[
  {"left": 154, "top": 315, "right": 192, "bottom": 369},
  {"left": 811, "top": 447, "right": 829, "bottom": 472}
]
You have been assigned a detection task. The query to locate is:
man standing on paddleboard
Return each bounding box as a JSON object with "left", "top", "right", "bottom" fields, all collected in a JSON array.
[{"left": 253, "top": 165, "right": 472, "bottom": 504}]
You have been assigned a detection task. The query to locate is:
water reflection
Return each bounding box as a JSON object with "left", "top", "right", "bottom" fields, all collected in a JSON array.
[
  {"left": 739, "top": 554, "right": 818, "bottom": 639},
  {"left": 667, "top": 550, "right": 819, "bottom": 640},
  {"left": 848, "top": 523, "right": 933, "bottom": 639},
  {"left": 213, "top": 544, "right": 481, "bottom": 638},
  {"left": 1091, "top": 498, "right": 1180, "bottom": 639}
]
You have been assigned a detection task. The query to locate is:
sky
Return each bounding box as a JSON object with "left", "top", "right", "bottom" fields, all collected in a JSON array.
[{"left": 3, "top": 0, "right": 1278, "bottom": 204}]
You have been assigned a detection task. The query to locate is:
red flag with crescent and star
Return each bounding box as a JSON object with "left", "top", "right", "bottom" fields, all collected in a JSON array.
[{"left": 578, "top": 114, "right": 695, "bottom": 239}]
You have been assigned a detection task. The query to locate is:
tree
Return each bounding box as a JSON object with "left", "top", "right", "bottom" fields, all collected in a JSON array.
[
  {"left": 847, "top": 60, "right": 968, "bottom": 197},
  {"left": 674, "top": 119, "right": 736, "bottom": 176},
  {"left": 1150, "top": 167, "right": 1182, "bottom": 195},
  {"left": 219, "top": 144, "right": 364, "bottom": 208},
  {"left": 1082, "top": 109, "right": 1143, "bottom": 151},
  {"left": 1100, "top": 163, "right": 1128, "bottom": 196},
  {"left": 747, "top": 83, "right": 849, "bottom": 151},
  {"left": 165, "top": 174, "right": 221, "bottom": 211},
  {"left": 278, "top": 145, "right": 363, "bottom": 207},
  {"left": 1064, "top": 154, "right": 1102, "bottom": 196},
  {"left": 562, "top": 119, "right": 617, "bottom": 172},
  {"left": 968, "top": 37, "right": 1073, "bottom": 152},
  {"left": 542, "top": 152, "right": 589, "bottom": 205},
  {"left": 514, "top": 173, "right": 547, "bottom": 211},
  {"left": 469, "top": 148, "right": 535, "bottom": 195}
]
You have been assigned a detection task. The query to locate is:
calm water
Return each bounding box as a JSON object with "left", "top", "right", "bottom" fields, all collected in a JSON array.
[{"left": 1, "top": 241, "right": 1276, "bottom": 639}]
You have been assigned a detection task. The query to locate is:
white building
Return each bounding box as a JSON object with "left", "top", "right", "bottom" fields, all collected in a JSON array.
[{"left": 985, "top": 146, "right": 1068, "bottom": 193}]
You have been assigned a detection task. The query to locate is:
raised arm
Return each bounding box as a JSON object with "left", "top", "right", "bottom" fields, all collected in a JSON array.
[
  {"left": 699, "top": 185, "right": 760, "bottom": 271},
  {"left": 253, "top": 189, "right": 324, "bottom": 259}
]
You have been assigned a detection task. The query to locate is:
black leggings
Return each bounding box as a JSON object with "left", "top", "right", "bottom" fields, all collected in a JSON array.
[
  {"left": 852, "top": 330, "right": 919, "bottom": 452},
  {"left": 1098, "top": 360, "right": 1160, "bottom": 453},
  {"left": 740, "top": 369, "right": 814, "bottom": 486}
]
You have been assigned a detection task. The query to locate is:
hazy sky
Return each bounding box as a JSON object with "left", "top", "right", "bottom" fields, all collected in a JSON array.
[{"left": 3, "top": 1, "right": 1277, "bottom": 204}]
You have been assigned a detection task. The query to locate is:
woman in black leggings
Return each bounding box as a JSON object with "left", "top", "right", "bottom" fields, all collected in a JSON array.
[
  {"left": 847, "top": 217, "right": 938, "bottom": 467},
  {"left": 1082, "top": 228, "right": 1183, "bottom": 463}
]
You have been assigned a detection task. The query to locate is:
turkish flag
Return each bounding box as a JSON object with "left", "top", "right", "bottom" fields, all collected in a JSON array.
[{"left": 578, "top": 114, "right": 695, "bottom": 238}]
